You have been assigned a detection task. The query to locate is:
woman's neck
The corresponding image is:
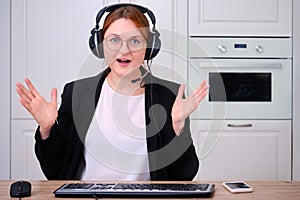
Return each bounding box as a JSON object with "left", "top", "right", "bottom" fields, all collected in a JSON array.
[{"left": 106, "top": 71, "right": 145, "bottom": 96}]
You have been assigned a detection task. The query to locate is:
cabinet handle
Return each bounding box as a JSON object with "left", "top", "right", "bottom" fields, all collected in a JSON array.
[
  {"left": 227, "top": 124, "right": 253, "bottom": 128},
  {"left": 199, "top": 62, "right": 282, "bottom": 69}
]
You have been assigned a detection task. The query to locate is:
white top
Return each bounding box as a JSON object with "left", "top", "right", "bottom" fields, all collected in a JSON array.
[{"left": 81, "top": 79, "right": 150, "bottom": 181}]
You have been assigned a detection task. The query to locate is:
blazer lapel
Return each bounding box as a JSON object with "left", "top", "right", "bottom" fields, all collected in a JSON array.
[{"left": 72, "top": 69, "right": 108, "bottom": 143}]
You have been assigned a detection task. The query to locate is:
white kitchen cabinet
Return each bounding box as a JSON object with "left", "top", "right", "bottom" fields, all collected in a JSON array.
[
  {"left": 191, "top": 120, "right": 291, "bottom": 181},
  {"left": 11, "top": 120, "right": 46, "bottom": 180},
  {"left": 188, "top": 0, "right": 292, "bottom": 36},
  {"left": 10, "top": 0, "right": 188, "bottom": 180},
  {"left": 293, "top": 0, "right": 300, "bottom": 181}
]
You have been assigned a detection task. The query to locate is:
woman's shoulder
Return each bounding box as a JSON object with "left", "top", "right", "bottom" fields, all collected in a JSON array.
[
  {"left": 64, "top": 74, "right": 101, "bottom": 88},
  {"left": 63, "top": 69, "right": 108, "bottom": 92}
]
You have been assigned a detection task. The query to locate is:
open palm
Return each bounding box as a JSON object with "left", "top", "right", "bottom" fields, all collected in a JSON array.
[
  {"left": 16, "top": 78, "right": 58, "bottom": 139},
  {"left": 171, "top": 81, "right": 209, "bottom": 135}
]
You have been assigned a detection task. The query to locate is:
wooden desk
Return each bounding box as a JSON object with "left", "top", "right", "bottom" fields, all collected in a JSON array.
[{"left": 1, "top": 180, "right": 300, "bottom": 199}]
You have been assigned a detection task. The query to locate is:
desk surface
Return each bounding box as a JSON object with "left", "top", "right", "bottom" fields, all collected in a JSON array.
[{"left": 1, "top": 180, "right": 300, "bottom": 199}]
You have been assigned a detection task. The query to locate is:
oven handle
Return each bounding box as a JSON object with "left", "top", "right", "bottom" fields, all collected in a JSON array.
[
  {"left": 227, "top": 123, "right": 253, "bottom": 128},
  {"left": 200, "top": 62, "right": 282, "bottom": 69}
]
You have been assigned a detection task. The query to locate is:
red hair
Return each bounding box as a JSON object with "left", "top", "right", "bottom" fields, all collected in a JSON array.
[{"left": 102, "top": 5, "right": 150, "bottom": 40}]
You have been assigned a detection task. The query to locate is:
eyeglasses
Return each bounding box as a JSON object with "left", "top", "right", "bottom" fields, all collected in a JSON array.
[{"left": 104, "top": 35, "right": 146, "bottom": 52}]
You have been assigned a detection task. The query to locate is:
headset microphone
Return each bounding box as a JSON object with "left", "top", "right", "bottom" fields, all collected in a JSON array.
[{"left": 131, "top": 70, "right": 150, "bottom": 83}]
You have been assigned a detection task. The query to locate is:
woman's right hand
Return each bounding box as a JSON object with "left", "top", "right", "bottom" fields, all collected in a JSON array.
[{"left": 16, "top": 78, "right": 58, "bottom": 140}]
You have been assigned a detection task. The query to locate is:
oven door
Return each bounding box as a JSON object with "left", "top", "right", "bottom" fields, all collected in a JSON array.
[{"left": 188, "top": 59, "right": 292, "bottom": 119}]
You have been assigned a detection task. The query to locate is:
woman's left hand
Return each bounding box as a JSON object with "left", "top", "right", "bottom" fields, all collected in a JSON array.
[{"left": 171, "top": 81, "right": 209, "bottom": 136}]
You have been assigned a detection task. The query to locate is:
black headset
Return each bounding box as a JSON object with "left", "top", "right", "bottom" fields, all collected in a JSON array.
[{"left": 89, "top": 3, "right": 161, "bottom": 60}]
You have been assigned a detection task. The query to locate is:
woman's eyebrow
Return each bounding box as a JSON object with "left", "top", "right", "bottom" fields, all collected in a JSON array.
[
  {"left": 106, "top": 33, "right": 119, "bottom": 37},
  {"left": 106, "top": 33, "right": 145, "bottom": 39}
]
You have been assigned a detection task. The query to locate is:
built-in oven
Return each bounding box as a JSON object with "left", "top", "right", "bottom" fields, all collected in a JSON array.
[{"left": 188, "top": 37, "right": 292, "bottom": 120}]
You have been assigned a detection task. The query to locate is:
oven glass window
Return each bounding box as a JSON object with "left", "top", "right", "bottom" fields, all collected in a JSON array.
[{"left": 209, "top": 72, "right": 271, "bottom": 102}]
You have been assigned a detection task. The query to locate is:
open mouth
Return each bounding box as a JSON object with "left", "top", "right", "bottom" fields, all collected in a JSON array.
[{"left": 116, "top": 58, "right": 131, "bottom": 64}]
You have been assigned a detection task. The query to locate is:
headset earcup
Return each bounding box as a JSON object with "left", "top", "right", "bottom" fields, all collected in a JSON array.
[
  {"left": 89, "top": 29, "right": 104, "bottom": 58},
  {"left": 145, "top": 32, "right": 161, "bottom": 60}
]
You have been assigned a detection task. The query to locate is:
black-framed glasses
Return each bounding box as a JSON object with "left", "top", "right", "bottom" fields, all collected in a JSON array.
[{"left": 104, "top": 35, "right": 146, "bottom": 52}]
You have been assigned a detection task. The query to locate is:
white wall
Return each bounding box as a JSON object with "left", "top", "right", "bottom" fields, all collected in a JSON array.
[{"left": 0, "top": 0, "right": 11, "bottom": 180}]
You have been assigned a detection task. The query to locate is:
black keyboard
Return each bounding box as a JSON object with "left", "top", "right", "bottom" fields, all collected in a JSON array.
[{"left": 54, "top": 182, "right": 215, "bottom": 198}]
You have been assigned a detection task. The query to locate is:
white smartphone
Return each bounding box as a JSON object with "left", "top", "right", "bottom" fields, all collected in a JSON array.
[{"left": 223, "top": 181, "right": 253, "bottom": 193}]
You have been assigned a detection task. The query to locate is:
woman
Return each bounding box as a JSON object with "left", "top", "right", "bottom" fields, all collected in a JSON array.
[{"left": 16, "top": 4, "right": 209, "bottom": 180}]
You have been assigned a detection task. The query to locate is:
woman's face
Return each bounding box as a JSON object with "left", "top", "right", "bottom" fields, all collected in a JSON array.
[{"left": 103, "top": 18, "right": 147, "bottom": 80}]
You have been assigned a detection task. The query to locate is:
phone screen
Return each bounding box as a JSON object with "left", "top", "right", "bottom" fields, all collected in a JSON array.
[{"left": 226, "top": 182, "right": 251, "bottom": 189}]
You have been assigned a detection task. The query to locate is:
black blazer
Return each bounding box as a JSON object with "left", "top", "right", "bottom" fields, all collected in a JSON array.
[{"left": 35, "top": 67, "right": 199, "bottom": 180}]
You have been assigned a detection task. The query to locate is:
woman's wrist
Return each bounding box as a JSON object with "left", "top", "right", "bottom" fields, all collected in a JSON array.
[
  {"left": 39, "top": 121, "right": 55, "bottom": 140},
  {"left": 172, "top": 118, "right": 185, "bottom": 136},
  {"left": 39, "top": 127, "right": 51, "bottom": 140}
]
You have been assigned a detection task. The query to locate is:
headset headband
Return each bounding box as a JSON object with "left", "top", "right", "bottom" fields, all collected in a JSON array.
[{"left": 95, "top": 3, "right": 156, "bottom": 30}]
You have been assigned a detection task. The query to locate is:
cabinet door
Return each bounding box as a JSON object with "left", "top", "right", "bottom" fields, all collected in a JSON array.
[
  {"left": 188, "top": 0, "right": 292, "bottom": 36},
  {"left": 191, "top": 120, "right": 291, "bottom": 181},
  {"left": 134, "top": 0, "right": 188, "bottom": 84},
  {"left": 11, "top": 120, "right": 46, "bottom": 180}
]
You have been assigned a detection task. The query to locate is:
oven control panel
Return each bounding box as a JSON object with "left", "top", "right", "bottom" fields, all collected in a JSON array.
[{"left": 189, "top": 37, "right": 292, "bottom": 58}]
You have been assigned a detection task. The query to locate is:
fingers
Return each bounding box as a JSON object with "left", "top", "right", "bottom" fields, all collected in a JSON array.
[
  {"left": 16, "top": 78, "right": 58, "bottom": 109},
  {"left": 16, "top": 84, "right": 34, "bottom": 112},
  {"left": 16, "top": 81, "right": 33, "bottom": 99},
  {"left": 192, "top": 80, "right": 209, "bottom": 103},
  {"left": 24, "top": 78, "right": 40, "bottom": 97},
  {"left": 16, "top": 78, "right": 39, "bottom": 101},
  {"left": 176, "top": 84, "right": 186, "bottom": 100},
  {"left": 177, "top": 81, "right": 209, "bottom": 105},
  {"left": 51, "top": 88, "right": 58, "bottom": 106},
  {"left": 16, "top": 82, "right": 34, "bottom": 105},
  {"left": 193, "top": 80, "right": 208, "bottom": 94}
]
